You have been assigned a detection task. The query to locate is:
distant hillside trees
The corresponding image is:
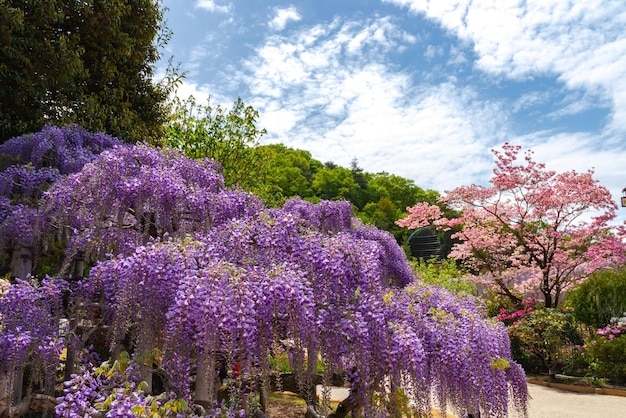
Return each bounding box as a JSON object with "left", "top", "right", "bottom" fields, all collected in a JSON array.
[{"left": 248, "top": 144, "right": 444, "bottom": 247}]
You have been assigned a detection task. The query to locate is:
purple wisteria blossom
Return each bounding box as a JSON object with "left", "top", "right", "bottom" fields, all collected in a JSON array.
[
  {"left": 1, "top": 143, "right": 528, "bottom": 417},
  {"left": 42, "top": 144, "right": 262, "bottom": 260},
  {"left": 0, "top": 278, "right": 67, "bottom": 399},
  {"left": 0, "top": 124, "right": 123, "bottom": 175},
  {"left": 80, "top": 197, "right": 527, "bottom": 416},
  {"left": 0, "top": 124, "right": 122, "bottom": 273}
]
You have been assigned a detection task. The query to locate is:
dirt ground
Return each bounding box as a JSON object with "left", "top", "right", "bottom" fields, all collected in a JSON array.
[
  {"left": 265, "top": 394, "right": 452, "bottom": 417},
  {"left": 266, "top": 397, "right": 308, "bottom": 417}
]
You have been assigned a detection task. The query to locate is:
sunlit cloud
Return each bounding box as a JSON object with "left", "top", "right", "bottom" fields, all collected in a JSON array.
[
  {"left": 269, "top": 6, "right": 301, "bottom": 31},
  {"left": 383, "top": 0, "right": 626, "bottom": 132},
  {"left": 195, "top": 0, "right": 232, "bottom": 13},
  {"left": 229, "top": 17, "right": 508, "bottom": 191}
]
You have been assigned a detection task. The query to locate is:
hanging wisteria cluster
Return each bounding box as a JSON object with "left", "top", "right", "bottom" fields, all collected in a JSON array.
[
  {"left": 0, "top": 277, "right": 67, "bottom": 400},
  {"left": 42, "top": 143, "right": 263, "bottom": 261},
  {"left": 0, "top": 124, "right": 123, "bottom": 265},
  {"left": 0, "top": 137, "right": 528, "bottom": 417}
]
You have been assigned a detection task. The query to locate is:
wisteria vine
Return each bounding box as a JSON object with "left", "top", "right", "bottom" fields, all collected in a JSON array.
[
  {"left": 0, "top": 124, "right": 123, "bottom": 270},
  {"left": 0, "top": 138, "right": 528, "bottom": 417}
]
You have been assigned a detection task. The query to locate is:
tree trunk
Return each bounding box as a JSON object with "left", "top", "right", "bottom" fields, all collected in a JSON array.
[
  {"left": 64, "top": 255, "right": 85, "bottom": 381},
  {"left": 543, "top": 289, "right": 553, "bottom": 308},
  {"left": 137, "top": 328, "right": 155, "bottom": 393},
  {"left": 64, "top": 321, "right": 79, "bottom": 382},
  {"left": 0, "top": 393, "right": 57, "bottom": 418},
  {"left": 542, "top": 272, "right": 556, "bottom": 308},
  {"left": 11, "top": 368, "right": 23, "bottom": 407},
  {"left": 194, "top": 351, "right": 216, "bottom": 407},
  {"left": 0, "top": 367, "right": 26, "bottom": 417},
  {"left": 0, "top": 373, "right": 7, "bottom": 417},
  {"left": 327, "top": 393, "right": 359, "bottom": 418},
  {"left": 304, "top": 344, "right": 319, "bottom": 405},
  {"left": 10, "top": 245, "right": 32, "bottom": 280}
]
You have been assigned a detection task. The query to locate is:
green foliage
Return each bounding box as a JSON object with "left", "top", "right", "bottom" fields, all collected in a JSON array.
[
  {"left": 561, "top": 347, "right": 591, "bottom": 377},
  {"left": 362, "top": 173, "right": 444, "bottom": 247},
  {"left": 167, "top": 96, "right": 268, "bottom": 191},
  {"left": 367, "top": 172, "right": 440, "bottom": 213},
  {"left": 565, "top": 266, "right": 626, "bottom": 328},
  {"left": 584, "top": 331, "right": 626, "bottom": 384},
  {"left": 0, "top": 0, "right": 171, "bottom": 144},
  {"left": 232, "top": 144, "right": 441, "bottom": 244},
  {"left": 508, "top": 308, "right": 583, "bottom": 376},
  {"left": 252, "top": 144, "right": 322, "bottom": 206},
  {"left": 312, "top": 166, "right": 359, "bottom": 201},
  {"left": 360, "top": 172, "right": 450, "bottom": 250},
  {"left": 485, "top": 289, "right": 524, "bottom": 319},
  {"left": 412, "top": 258, "right": 476, "bottom": 295},
  {"left": 269, "top": 352, "right": 293, "bottom": 373},
  {"left": 360, "top": 196, "right": 398, "bottom": 231},
  {"left": 348, "top": 158, "right": 369, "bottom": 209},
  {"left": 94, "top": 352, "right": 190, "bottom": 416}
]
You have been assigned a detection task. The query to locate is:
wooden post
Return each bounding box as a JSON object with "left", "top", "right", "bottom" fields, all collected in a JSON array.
[
  {"left": 0, "top": 372, "right": 7, "bottom": 416},
  {"left": 64, "top": 252, "right": 85, "bottom": 381},
  {"left": 136, "top": 327, "right": 156, "bottom": 394},
  {"left": 305, "top": 343, "right": 319, "bottom": 407},
  {"left": 194, "top": 351, "right": 216, "bottom": 407},
  {"left": 11, "top": 367, "right": 24, "bottom": 406},
  {"left": 11, "top": 245, "right": 32, "bottom": 280},
  {"left": 6, "top": 246, "right": 31, "bottom": 412}
]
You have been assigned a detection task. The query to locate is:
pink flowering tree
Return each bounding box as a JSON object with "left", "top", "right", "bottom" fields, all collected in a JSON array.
[{"left": 397, "top": 143, "right": 625, "bottom": 308}]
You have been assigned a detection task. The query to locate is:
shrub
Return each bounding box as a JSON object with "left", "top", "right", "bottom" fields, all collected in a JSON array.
[
  {"left": 412, "top": 257, "right": 476, "bottom": 295},
  {"left": 566, "top": 267, "right": 626, "bottom": 329},
  {"left": 584, "top": 324, "right": 626, "bottom": 384},
  {"left": 505, "top": 307, "right": 583, "bottom": 377}
]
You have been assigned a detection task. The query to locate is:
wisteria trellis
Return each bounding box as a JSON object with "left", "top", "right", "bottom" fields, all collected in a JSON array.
[{"left": 0, "top": 127, "right": 528, "bottom": 417}]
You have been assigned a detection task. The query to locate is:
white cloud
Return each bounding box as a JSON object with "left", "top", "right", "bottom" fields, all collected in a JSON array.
[
  {"left": 195, "top": 0, "right": 232, "bottom": 13},
  {"left": 173, "top": 81, "right": 212, "bottom": 104},
  {"left": 231, "top": 17, "right": 509, "bottom": 191},
  {"left": 259, "top": 106, "right": 301, "bottom": 137},
  {"left": 383, "top": 0, "right": 626, "bottom": 132},
  {"left": 169, "top": 7, "right": 626, "bottom": 224},
  {"left": 424, "top": 44, "right": 443, "bottom": 59},
  {"left": 447, "top": 45, "right": 467, "bottom": 66},
  {"left": 170, "top": 81, "right": 234, "bottom": 114},
  {"left": 269, "top": 6, "right": 302, "bottom": 31}
]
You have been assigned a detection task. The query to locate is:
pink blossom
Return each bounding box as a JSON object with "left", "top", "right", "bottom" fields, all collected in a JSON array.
[{"left": 396, "top": 143, "right": 625, "bottom": 308}]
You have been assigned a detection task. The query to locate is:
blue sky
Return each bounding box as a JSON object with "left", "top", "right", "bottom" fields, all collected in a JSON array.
[{"left": 158, "top": 0, "right": 626, "bottom": 224}]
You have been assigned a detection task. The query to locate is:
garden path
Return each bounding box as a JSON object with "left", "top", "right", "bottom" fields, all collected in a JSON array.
[{"left": 320, "top": 383, "right": 626, "bottom": 417}]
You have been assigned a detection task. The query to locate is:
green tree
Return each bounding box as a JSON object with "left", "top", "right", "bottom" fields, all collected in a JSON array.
[
  {"left": 361, "top": 196, "right": 397, "bottom": 231},
  {"left": 311, "top": 166, "right": 359, "bottom": 201},
  {"left": 253, "top": 144, "right": 322, "bottom": 205},
  {"left": 368, "top": 172, "right": 440, "bottom": 214},
  {"left": 412, "top": 258, "right": 476, "bottom": 295},
  {"left": 167, "top": 96, "right": 267, "bottom": 191},
  {"left": 566, "top": 267, "right": 626, "bottom": 329},
  {"left": 349, "top": 158, "right": 369, "bottom": 209},
  {"left": 0, "top": 0, "right": 171, "bottom": 144},
  {"left": 508, "top": 307, "right": 583, "bottom": 378},
  {"left": 360, "top": 172, "right": 450, "bottom": 249},
  {"left": 584, "top": 327, "right": 626, "bottom": 383}
]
